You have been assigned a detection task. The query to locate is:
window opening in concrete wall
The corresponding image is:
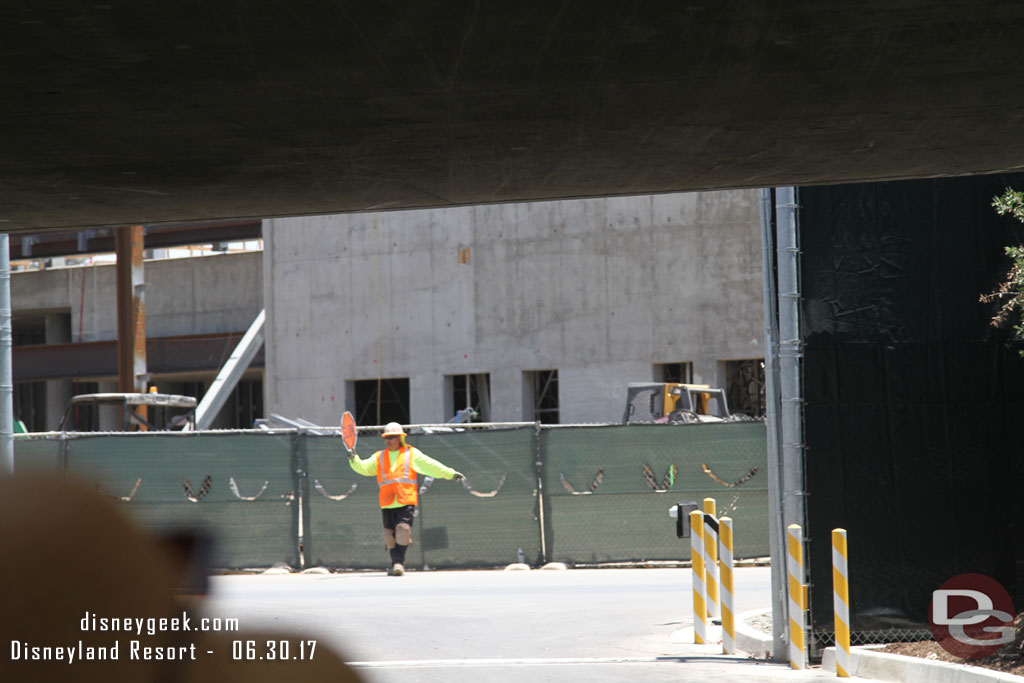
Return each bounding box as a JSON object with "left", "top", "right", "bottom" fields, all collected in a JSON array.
[
  {"left": 69, "top": 381, "right": 100, "bottom": 430},
  {"left": 525, "top": 369, "right": 560, "bottom": 424},
  {"left": 13, "top": 381, "right": 45, "bottom": 432},
  {"left": 656, "top": 362, "right": 693, "bottom": 384},
  {"left": 233, "top": 379, "right": 264, "bottom": 429},
  {"left": 448, "top": 373, "right": 490, "bottom": 422},
  {"left": 725, "top": 358, "right": 765, "bottom": 417},
  {"left": 12, "top": 324, "right": 45, "bottom": 346},
  {"left": 353, "top": 378, "right": 410, "bottom": 426}
]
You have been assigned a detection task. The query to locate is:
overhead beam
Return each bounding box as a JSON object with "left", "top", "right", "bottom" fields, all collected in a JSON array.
[
  {"left": 8, "top": 221, "right": 262, "bottom": 261},
  {"left": 11, "top": 333, "right": 266, "bottom": 382}
]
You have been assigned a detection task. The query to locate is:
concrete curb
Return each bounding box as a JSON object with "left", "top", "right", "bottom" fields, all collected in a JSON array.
[
  {"left": 734, "top": 609, "right": 776, "bottom": 660},
  {"left": 821, "top": 646, "right": 1024, "bottom": 683},
  {"left": 734, "top": 611, "right": 1021, "bottom": 682}
]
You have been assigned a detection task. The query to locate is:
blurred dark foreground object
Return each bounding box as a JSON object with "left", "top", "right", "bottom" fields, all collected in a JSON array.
[{"left": 0, "top": 473, "right": 363, "bottom": 683}]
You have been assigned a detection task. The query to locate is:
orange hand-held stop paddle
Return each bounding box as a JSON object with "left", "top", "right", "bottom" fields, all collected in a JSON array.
[{"left": 340, "top": 411, "right": 358, "bottom": 454}]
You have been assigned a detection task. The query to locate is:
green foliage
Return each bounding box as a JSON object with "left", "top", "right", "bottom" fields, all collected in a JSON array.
[
  {"left": 993, "top": 188, "right": 1024, "bottom": 223},
  {"left": 981, "top": 189, "right": 1024, "bottom": 345}
]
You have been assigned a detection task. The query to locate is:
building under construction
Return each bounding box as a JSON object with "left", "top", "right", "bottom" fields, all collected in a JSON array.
[{"left": 10, "top": 189, "right": 766, "bottom": 431}]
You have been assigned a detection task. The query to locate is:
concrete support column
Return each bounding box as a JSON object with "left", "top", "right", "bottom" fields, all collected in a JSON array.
[
  {"left": 409, "top": 373, "right": 443, "bottom": 425},
  {"left": 488, "top": 369, "right": 525, "bottom": 422},
  {"left": 44, "top": 314, "right": 73, "bottom": 431},
  {"left": 690, "top": 359, "right": 721, "bottom": 389}
]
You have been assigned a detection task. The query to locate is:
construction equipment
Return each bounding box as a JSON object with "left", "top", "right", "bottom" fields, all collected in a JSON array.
[
  {"left": 59, "top": 392, "right": 198, "bottom": 431},
  {"left": 622, "top": 383, "right": 731, "bottom": 424}
]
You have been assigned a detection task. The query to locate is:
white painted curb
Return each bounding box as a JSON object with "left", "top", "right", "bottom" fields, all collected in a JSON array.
[
  {"left": 735, "top": 611, "right": 1021, "bottom": 682},
  {"left": 822, "top": 646, "right": 1024, "bottom": 683}
]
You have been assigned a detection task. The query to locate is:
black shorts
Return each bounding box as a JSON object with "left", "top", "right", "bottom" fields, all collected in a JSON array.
[{"left": 381, "top": 505, "right": 416, "bottom": 531}]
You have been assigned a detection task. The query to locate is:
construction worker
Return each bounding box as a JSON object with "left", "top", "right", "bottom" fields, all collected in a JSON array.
[{"left": 347, "top": 422, "right": 465, "bottom": 576}]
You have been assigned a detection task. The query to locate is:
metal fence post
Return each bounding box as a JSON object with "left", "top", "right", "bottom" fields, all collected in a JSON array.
[
  {"left": 534, "top": 420, "right": 548, "bottom": 565},
  {"left": 832, "top": 528, "right": 851, "bottom": 677},
  {"left": 0, "top": 233, "right": 11, "bottom": 474},
  {"left": 291, "top": 431, "right": 310, "bottom": 569},
  {"left": 59, "top": 432, "right": 70, "bottom": 475}
]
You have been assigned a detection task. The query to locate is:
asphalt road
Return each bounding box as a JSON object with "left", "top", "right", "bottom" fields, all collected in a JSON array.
[{"left": 202, "top": 567, "right": 834, "bottom": 683}]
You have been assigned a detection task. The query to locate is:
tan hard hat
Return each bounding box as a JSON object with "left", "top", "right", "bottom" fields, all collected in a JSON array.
[{"left": 382, "top": 422, "right": 406, "bottom": 437}]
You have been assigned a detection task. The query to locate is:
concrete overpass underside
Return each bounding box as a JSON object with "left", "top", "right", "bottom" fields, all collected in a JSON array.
[{"left": 3, "top": 1, "right": 1024, "bottom": 234}]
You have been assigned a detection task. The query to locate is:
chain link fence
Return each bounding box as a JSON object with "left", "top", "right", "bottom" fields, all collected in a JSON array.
[{"left": 14, "top": 421, "right": 769, "bottom": 570}]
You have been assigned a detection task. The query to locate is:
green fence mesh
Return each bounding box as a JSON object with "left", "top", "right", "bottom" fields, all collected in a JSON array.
[
  {"left": 404, "top": 427, "right": 541, "bottom": 569},
  {"left": 12, "top": 422, "right": 767, "bottom": 569},
  {"left": 305, "top": 426, "right": 541, "bottom": 569},
  {"left": 542, "top": 422, "right": 769, "bottom": 563},
  {"left": 13, "top": 435, "right": 64, "bottom": 473},
  {"left": 62, "top": 432, "right": 299, "bottom": 569}
]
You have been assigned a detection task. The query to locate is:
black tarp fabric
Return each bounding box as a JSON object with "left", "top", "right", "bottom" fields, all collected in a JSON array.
[{"left": 799, "top": 175, "right": 1024, "bottom": 649}]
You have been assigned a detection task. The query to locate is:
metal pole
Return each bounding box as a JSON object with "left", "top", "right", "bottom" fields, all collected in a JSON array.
[
  {"left": 759, "top": 187, "right": 788, "bottom": 659},
  {"left": 776, "top": 187, "right": 806, "bottom": 545},
  {"left": 534, "top": 420, "right": 548, "bottom": 563},
  {"left": 0, "top": 234, "right": 12, "bottom": 474},
  {"left": 116, "top": 226, "right": 147, "bottom": 393},
  {"left": 115, "top": 226, "right": 148, "bottom": 431},
  {"left": 777, "top": 186, "right": 809, "bottom": 661}
]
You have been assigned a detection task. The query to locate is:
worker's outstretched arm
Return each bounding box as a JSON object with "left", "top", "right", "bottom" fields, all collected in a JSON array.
[
  {"left": 409, "top": 448, "right": 463, "bottom": 480},
  {"left": 348, "top": 452, "right": 378, "bottom": 477}
]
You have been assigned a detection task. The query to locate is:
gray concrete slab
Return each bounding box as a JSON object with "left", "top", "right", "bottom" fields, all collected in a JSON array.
[
  {"left": 7, "top": 3, "right": 1024, "bottom": 233},
  {"left": 202, "top": 567, "right": 836, "bottom": 682}
]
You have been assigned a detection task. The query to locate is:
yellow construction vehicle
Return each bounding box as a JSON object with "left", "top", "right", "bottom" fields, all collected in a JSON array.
[{"left": 622, "top": 383, "right": 730, "bottom": 424}]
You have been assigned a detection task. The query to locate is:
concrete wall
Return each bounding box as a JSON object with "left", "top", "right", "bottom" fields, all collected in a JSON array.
[
  {"left": 263, "top": 191, "right": 765, "bottom": 424},
  {"left": 13, "top": 252, "right": 263, "bottom": 430},
  {"left": 12, "top": 251, "right": 263, "bottom": 342}
]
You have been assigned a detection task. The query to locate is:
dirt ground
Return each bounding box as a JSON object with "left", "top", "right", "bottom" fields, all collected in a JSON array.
[{"left": 880, "top": 614, "right": 1024, "bottom": 678}]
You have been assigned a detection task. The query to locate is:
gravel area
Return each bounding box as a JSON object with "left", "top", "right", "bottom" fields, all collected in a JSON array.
[{"left": 744, "top": 612, "right": 773, "bottom": 634}]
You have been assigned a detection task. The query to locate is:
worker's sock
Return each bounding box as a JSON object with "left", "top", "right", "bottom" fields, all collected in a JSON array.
[{"left": 390, "top": 544, "right": 408, "bottom": 565}]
